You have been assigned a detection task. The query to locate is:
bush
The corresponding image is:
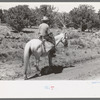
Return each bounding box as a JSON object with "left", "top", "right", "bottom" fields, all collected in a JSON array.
[
  {"left": 4, "top": 5, "right": 31, "bottom": 32},
  {"left": 67, "top": 30, "right": 80, "bottom": 39},
  {"left": 69, "top": 38, "right": 86, "bottom": 48}
]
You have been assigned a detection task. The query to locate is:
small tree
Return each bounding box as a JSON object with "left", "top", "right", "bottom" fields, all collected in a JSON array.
[
  {"left": 0, "top": 9, "right": 3, "bottom": 23},
  {"left": 4, "top": 5, "right": 31, "bottom": 32},
  {"left": 69, "top": 5, "right": 97, "bottom": 31},
  {"left": 55, "top": 12, "right": 72, "bottom": 29},
  {"left": 28, "top": 9, "right": 37, "bottom": 27},
  {"left": 35, "top": 5, "right": 56, "bottom": 27}
]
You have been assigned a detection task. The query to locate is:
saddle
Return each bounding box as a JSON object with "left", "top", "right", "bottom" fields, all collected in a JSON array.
[
  {"left": 38, "top": 33, "right": 56, "bottom": 57},
  {"left": 36, "top": 38, "right": 53, "bottom": 53}
]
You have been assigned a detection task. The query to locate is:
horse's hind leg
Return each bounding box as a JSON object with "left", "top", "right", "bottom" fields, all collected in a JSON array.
[
  {"left": 24, "top": 45, "right": 31, "bottom": 80},
  {"left": 35, "top": 59, "right": 41, "bottom": 76}
]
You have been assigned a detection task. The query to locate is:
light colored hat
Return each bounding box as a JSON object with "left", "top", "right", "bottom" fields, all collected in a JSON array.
[{"left": 42, "top": 16, "right": 49, "bottom": 21}]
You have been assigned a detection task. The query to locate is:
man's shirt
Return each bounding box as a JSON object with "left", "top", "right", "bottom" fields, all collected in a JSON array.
[{"left": 39, "top": 23, "right": 50, "bottom": 36}]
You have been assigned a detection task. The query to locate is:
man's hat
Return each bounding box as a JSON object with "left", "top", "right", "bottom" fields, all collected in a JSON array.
[{"left": 41, "top": 16, "right": 49, "bottom": 21}]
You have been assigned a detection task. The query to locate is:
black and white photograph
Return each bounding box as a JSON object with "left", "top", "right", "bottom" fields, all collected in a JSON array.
[{"left": 0, "top": 2, "right": 100, "bottom": 80}]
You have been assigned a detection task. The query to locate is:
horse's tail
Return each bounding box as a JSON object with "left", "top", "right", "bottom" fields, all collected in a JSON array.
[{"left": 24, "top": 42, "right": 31, "bottom": 79}]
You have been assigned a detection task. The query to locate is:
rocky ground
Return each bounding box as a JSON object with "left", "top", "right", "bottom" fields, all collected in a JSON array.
[{"left": 0, "top": 25, "right": 100, "bottom": 80}]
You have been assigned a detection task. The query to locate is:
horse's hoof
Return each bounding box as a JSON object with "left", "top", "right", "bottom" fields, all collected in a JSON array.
[
  {"left": 24, "top": 78, "right": 28, "bottom": 80},
  {"left": 38, "top": 73, "right": 41, "bottom": 77},
  {"left": 36, "top": 73, "right": 41, "bottom": 77},
  {"left": 36, "top": 71, "right": 41, "bottom": 77},
  {"left": 24, "top": 75, "right": 28, "bottom": 80}
]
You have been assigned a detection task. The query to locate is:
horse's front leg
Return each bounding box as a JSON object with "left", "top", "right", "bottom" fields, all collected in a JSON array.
[
  {"left": 48, "top": 53, "right": 54, "bottom": 73},
  {"left": 48, "top": 52, "right": 53, "bottom": 67}
]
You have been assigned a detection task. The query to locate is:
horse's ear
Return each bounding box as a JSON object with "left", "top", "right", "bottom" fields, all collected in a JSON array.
[
  {"left": 64, "top": 32, "right": 67, "bottom": 38},
  {"left": 64, "top": 32, "right": 66, "bottom": 36}
]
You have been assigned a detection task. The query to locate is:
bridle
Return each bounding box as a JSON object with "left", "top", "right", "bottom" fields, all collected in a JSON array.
[{"left": 61, "top": 33, "right": 68, "bottom": 47}]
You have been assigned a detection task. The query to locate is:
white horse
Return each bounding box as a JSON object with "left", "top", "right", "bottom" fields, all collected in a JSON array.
[{"left": 24, "top": 32, "right": 68, "bottom": 80}]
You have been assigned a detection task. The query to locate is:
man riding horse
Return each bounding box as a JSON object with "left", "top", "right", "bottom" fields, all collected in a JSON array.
[{"left": 38, "top": 16, "right": 56, "bottom": 57}]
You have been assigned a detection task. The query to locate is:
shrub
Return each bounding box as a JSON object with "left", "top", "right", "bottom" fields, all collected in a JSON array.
[
  {"left": 4, "top": 5, "right": 31, "bottom": 32},
  {"left": 67, "top": 30, "right": 80, "bottom": 39}
]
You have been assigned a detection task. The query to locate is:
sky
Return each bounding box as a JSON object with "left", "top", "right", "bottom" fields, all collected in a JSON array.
[{"left": 0, "top": 2, "right": 100, "bottom": 13}]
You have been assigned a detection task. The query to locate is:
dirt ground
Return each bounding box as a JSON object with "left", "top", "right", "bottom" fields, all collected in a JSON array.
[
  {"left": 1, "top": 25, "right": 100, "bottom": 80},
  {"left": 29, "top": 57, "right": 100, "bottom": 80}
]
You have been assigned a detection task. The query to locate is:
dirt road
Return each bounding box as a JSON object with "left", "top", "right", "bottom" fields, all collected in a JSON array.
[{"left": 27, "top": 58, "right": 100, "bottom": 80}]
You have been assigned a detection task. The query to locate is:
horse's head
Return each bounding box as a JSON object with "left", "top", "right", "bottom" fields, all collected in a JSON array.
[{"left": 61, "top": 32, "right": 68, "bottom": 47}]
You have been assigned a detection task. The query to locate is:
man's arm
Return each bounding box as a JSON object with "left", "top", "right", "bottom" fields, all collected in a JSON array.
[{"left": 47, "top": 25, "right": 51, "bottom": 35}]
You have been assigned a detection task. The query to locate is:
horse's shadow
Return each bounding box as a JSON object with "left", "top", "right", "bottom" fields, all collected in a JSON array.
[
  {"left": 28, "top": 64, "right": 75, "bottom": 80},
  {"left": 28, "top": 65, "right": 63, "bottom": 79},
  {"left": 41, "top": 65, "right": 64, "bottom": 75}
]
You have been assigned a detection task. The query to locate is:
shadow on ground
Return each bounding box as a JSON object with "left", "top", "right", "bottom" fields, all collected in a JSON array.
[
  {"left": 11, "top": 30, "right": 35, "bottom": 33},
  {"left": 41, "top": 65, "right": 63, "bottom": 75},
  {"left": 27, "top": 64, "right": 75, "bottom": 80},
  {"left": 22, "top": 30, "right": 35, "bottom": 33}
]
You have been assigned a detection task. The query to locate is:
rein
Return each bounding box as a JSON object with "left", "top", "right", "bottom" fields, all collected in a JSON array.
[{"left": 55, "top": 37, "right": 63, "bottom": 46}]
